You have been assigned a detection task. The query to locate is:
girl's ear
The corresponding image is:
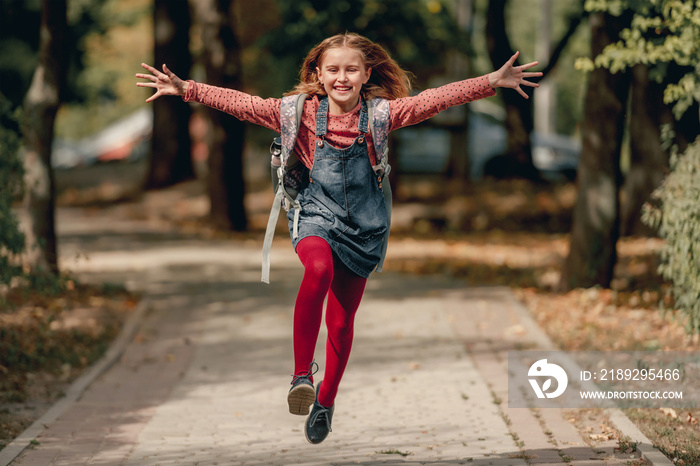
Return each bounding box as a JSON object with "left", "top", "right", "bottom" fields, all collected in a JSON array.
[
  {"left": 364, "top": 67, "right": 372, "bottom": 83},
  {"left": 316, "top": 67, "right": 322, "bottom": 82}
]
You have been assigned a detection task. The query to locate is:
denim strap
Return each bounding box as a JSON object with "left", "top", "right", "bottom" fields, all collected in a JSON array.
[
  {"left": 316, "top": 97, "right": 329, "bottom": 138},
  {"left": 358, "top": 98, "right": 369, "bottom": 134},
  {"left": 316, "top": 97, "right": 369, "bottom": 138}
]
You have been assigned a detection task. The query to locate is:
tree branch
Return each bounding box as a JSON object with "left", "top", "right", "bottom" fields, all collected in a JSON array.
[{"left": 539, "top": 9, "right": 589, "bottom": 80}]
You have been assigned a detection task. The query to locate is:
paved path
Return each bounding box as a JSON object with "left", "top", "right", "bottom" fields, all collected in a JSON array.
[{"left": 7, "top": 207, "right": 662, "bottom": 465}]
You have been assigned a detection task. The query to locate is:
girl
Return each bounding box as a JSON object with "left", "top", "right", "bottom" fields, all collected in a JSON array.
[{"left": 137, "top": 32, "right": 541, "bottom": 444}]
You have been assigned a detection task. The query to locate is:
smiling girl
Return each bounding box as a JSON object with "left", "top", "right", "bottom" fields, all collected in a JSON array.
[{"left": 137, "top": 32, "right": 541, "bottom": 444}]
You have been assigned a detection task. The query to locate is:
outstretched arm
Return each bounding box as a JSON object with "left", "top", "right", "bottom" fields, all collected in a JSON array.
[
  {"left": 389, "top": 53, "right": 541, "bottom": 130},
  {"left": 488, "top": 51, "right": 542, "bottom": 99},
  {"left": 137, "top": 62, "right": 282, "bottom": 132},
  {"left": 136, "top": 63, "right": 189, "bottom": 103}
]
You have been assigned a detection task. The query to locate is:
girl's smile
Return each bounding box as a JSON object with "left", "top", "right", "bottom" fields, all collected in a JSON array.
[{"left": 316, "top": 47, "right": 372, "bottom": 114}]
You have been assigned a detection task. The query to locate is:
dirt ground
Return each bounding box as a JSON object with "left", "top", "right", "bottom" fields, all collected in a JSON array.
[{"left": 0, "top": 281, "right": 138, "bottom": 450}]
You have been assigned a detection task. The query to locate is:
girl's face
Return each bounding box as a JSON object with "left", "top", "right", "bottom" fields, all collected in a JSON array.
[{"left": 316, "top": 47, "right": 371, "bottom": 115}]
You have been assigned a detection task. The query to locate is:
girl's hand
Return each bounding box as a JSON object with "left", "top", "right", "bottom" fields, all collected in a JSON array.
[
  {"left": 136, "top": 63, "right": 188, "bottom": 103},
  {"left": 488, "top": 51, "right": 542, "bottom": 99}
]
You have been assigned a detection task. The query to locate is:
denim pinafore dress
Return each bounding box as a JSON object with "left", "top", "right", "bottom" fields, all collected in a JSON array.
[{"left": 288, "top": 97, "right": 388, "bottom": 278}]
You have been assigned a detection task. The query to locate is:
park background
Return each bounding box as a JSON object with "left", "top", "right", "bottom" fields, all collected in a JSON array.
[{"left": 1, "top": 0, "right": 699, "bottom": 463}]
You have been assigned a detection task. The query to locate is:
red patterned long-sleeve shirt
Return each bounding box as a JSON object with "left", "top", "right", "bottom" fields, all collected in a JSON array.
[{"left": 183, "top": 75, "right": 496, "bottom": 168}]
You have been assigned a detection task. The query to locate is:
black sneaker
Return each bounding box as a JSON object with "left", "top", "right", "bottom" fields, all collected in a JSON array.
[
  {"left": 304, "top": 382, "right": 334, "bottom": 444},
  {"left": 288, "top": 361, "right": 318, "bottom": 415}
]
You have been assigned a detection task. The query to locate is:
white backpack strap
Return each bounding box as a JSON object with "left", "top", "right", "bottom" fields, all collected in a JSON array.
[
  {"left": 262, "top": 94, "right": 307, "bottom": 283},
  {"left": 261, "top": 188, "right": 284, "bottom": 284},
  {"left": 367, "top": 98, "right": 392, "bottom": 272}
]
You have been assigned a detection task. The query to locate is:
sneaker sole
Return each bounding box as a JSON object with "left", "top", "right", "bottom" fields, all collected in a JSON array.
[{"left": 287, "top": 384, "right": 316, "bottom": 416}]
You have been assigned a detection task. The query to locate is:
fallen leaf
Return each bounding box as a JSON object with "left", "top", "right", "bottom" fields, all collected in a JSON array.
[
  {"left": 504, "top": 324, "right": 526, "bottom": 336},
  {"left": 660, "top": 408, "right": 678, "bottom": 419},
  {"left": 685, "top": 412, "right": 697, "bottom": 425}
]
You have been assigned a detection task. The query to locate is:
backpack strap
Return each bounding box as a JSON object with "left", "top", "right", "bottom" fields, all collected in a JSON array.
[
  {"left": 368, "top": 98, "right": 391, "bottom": 171},
  {"left": 280, "top": 93, "right": 308, "bottom": 166},
  {"left": 367, "top": 98, "right": 392, "bottom": 272},
  {"left": 262, "top": 93, "right": 307, "bottom": 283}
]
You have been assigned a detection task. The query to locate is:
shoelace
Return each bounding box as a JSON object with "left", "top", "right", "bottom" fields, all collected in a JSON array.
[
  {"left": 290, "top": 360, "right": 319, "bottom": 386},
  {"left": 308, "top": 405, "right": 332, "bottom": 432}
]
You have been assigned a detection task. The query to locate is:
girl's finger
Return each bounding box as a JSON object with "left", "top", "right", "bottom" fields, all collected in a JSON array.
[
  {"left": 507, "top": 51, "right": 520, "bottom": 66},
  {"left": 520, "top": 80, "right": 539, "bottom": 88},
  {"left": 517, "top": 87, "right": 529, "bottom": 99},
  {"left": 142, "top": 62, "right": 167, "bottom": 79},
  {"left": 145, "top": 92, "right": 160, "bottom": 103},
  {"left": 141, "top": 63, "right": 159, "bottom": 73},
  {"left": 135, "top": 73, "right": 158, "bottom": 81},
  {"left": 136, "top": 82, "right": 157, "bottom": 88},
  {"left": 522, "top": 72, "right": 542, "bottom": 78},
  {"left": 519, "top": 61, "right": 540, "bottom": 70}
]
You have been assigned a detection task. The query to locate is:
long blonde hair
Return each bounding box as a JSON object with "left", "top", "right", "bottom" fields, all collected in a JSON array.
[{"left": 285, "top": 33, "right": 413, "bottom": 100}]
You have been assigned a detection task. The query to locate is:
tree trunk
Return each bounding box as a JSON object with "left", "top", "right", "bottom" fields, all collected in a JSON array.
[
  {"left": 534, "top": 0, "right": 553, "bottom": 135},
  {"left": 485, "top": 0, "right": 539, "bottom": 181},
  {"left": 192, "top": 0, "right": 247, "bottom": 231},
  {"left": 145, "top": 0, "right": 194, "bottom": 189},
  {"left": 621, "top": 64, "right": 671, "bottom": 236},
  {"left": 20, "top": 0, "right": 67, "bottom": 275},
  {"left": 445, "top": 0, "right": 473, "bottom": 180},
  {"left": 559, "top": 12, "right": 631, "bottom": 291}
]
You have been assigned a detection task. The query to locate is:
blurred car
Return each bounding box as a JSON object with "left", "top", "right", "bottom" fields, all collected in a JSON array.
[
  {"left": 52, "top": 108, "right": 151, "bottom": 169},
  {"left": 530, "top": 132, "right": 580, "bottom": 182},
  {"left": 395, "top": 109, "right": 580, "bottom": 181},
  {"left": 52, "top": 138, "right": 94, "bottom": 169}
]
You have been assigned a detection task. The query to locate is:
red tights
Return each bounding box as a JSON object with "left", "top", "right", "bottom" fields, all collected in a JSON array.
[{"left": 293, "top": 236, "right": 367, "bottom": 408}]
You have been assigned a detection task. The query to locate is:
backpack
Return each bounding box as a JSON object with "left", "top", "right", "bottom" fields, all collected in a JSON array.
[{"left": 261, "top": 93, "right": 393, "bottom": 283}]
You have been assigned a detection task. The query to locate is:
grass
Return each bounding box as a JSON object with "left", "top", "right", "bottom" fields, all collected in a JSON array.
[
  {"left": 377, "top": 449, "right": 413, "bottom": 457},
  {"left": 624, "top": 408, "right": 700, "bottom": 465},
  {"left": 616, "top": 436, "right": 639, "bottom": 454}
]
